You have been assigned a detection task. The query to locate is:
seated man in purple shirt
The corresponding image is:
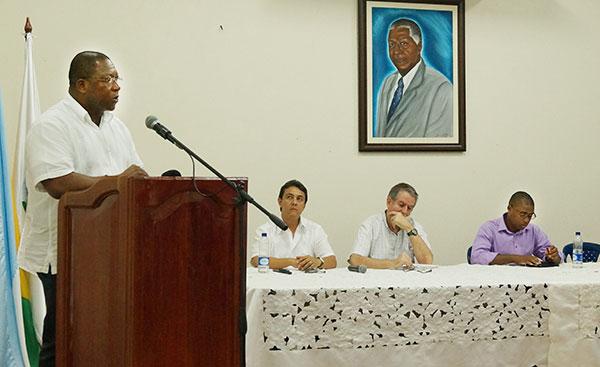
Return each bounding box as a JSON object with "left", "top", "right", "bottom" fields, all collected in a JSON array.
[{"left": 470, "top": 191, "right": 562, "bottom": 265}]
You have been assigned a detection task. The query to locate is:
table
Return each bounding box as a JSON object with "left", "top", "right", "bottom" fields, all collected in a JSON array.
[{"left": 246, "top": 263, "right": 600, "bottom": 367}]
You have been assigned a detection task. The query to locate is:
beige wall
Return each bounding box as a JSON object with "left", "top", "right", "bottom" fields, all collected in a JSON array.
[{"left": 1, "top": 0, "right": 599, "bottom": 266}]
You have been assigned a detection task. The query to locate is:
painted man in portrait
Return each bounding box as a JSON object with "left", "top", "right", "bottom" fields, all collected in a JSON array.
[{"left": 375, "top": 18, "right": 452, "bottom": 138}]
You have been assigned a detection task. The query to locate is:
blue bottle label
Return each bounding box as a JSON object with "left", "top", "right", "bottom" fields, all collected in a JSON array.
[{"left": 258, "top": 256, "right": 269, "bottom": 266}]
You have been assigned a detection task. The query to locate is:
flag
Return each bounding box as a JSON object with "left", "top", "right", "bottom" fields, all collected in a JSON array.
[
  {"left": 12, "top": 30, "right": 44, "bottom": 367},
  {"left": 0, "top": 92, "right": 26, "bottom": 366}
]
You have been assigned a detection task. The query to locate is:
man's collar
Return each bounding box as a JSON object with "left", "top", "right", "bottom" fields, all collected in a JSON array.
[
  {"left": 65, "top": 94, "right": 114, "bottom": 126},
  {"left": 403, "top": 58, "right": 422, "bottom": 85},
  {"left": 499, "top": 213, "right": 529, "bottom": 234},
  {"left": 64, "top": 94, "right": 89, "bottom": 122},
  {"left": 395, "top": 59, "right": 423, "bottom": 91},
  {"left": 277, "top": 216, "right": 304, "bottom": 233}
]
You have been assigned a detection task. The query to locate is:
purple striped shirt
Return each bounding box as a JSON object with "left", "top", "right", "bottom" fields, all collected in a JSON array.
[{"left": 471, "top": 214, "right": 558, "bottom": 265}]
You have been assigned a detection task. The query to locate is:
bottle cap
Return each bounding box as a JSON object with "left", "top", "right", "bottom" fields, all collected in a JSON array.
[
  {"left": 576, "top": 231, "right": 581, "bottom": 235},
  {"left": 261, "top": 232, "right": 268, "bottom": 237}
]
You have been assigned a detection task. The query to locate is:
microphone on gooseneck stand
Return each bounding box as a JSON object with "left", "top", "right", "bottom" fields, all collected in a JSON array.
[
  {"left": 145, "top": 115, "right": 172, "bottom": 140},
  {"left": 144, "top": 115, "right": 288, "bottom": 231},
  {"left": 348, "top": 265, "right": 367, "bottom": 273}
]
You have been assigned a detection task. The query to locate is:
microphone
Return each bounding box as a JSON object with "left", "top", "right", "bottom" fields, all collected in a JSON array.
[
  {"left": 145, "top": 115, "right": 173, "bottom": 140},
  {"left": 347, "top": 265, "right": 367, "bottom": 273},
  {"left": 144, "top": 115, "right": 288, "bottom": 231},
  {"left": 161, "top": 169, "right": 182, "bottom": 177}
]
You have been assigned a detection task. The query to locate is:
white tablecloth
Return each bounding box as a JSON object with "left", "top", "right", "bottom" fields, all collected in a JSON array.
[{"left": 246, "top": 263, "right": 600, "bottom": 367}]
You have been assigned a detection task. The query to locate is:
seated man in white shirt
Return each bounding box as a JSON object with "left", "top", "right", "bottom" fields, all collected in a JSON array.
[
  {"left": 250, "top": 179, "right": 337, "bottom": 270},
  {"left": 349, "top": 182, "right": 433, "bottom": 269}
]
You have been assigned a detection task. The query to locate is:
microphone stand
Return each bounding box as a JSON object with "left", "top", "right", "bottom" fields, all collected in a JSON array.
[
  {"left": 150, "top": 122, "right": 273, "bottom": 355},
  {"left": 152, "top": 129, "right": 288, "bottom": 231}
]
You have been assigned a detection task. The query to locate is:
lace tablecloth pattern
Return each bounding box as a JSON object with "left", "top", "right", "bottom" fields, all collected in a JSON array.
[{"left": 261, "top": 283, "right": 550, "bottom": 351}]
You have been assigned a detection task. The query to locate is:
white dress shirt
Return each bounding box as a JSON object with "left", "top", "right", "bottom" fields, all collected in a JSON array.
[
  {"left": 250, "top": 217, "right": 335, "bottom": 259},
  {"left": 351, "top": 212, "right": 431, "bottom": 263},
  {"left": 18, "top": 94, "right": 142, "bottom": 274},
  {"left": 385, "top": 59, "right": 422, "bottom": 111}
]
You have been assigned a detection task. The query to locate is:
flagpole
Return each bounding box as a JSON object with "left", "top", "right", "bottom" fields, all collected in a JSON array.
[
  {"left": 12, "top": 17, "right": 32, "bottom": 367},
  {"left": 12, "top": 16, "right": 44, "bottom": 367}
]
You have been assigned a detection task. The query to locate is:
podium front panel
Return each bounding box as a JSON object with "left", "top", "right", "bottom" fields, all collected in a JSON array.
[{"left": 57, "top": 177, "right": 247, "bottom": 367}]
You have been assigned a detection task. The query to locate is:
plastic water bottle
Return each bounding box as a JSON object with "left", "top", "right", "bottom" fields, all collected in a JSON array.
[
  {"left": 258, "top": 232, "right": 270, "bottom": 273},
  {"left": 573, "top": 231, "right": 583, "bottom": 267}
]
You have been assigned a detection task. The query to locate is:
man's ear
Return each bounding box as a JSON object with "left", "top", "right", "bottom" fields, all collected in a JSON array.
[{"left": 74, "top": 78, "right": 88, "bottom": 94}]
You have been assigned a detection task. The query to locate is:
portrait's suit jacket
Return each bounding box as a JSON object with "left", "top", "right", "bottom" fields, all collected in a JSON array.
[{"left": 376, "top": 61, "right": 453, "bottom": 138}]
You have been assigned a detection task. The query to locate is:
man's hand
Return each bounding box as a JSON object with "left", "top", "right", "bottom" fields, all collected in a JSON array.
[
  {"left": 390, "top": 211, "right": 413, "bottom": 231},
  {"left": 514, "top": 255, "right": 542, "bottom": 266},
  {"left": 296, "top": 255, "right": 321, "bottom": 270},
  {"left": 42, "top": 166, "right": 148, "bottom": 200},
  {"left": 119, "top": 164, "right": 148, "bottom": 178},
  {"left": 545, "top": 245, "right": 561, "bottom": 264},
  {"left": 391, "top": 252, "right": 413, "bottom": 269},
  {"left": 490, "top": 254, "right": 543, "bottom": 266}
]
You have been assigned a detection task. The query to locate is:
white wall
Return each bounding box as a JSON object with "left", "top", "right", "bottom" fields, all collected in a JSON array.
[{"left": 1, "top": 0, "right": 599, "bottom": 266}]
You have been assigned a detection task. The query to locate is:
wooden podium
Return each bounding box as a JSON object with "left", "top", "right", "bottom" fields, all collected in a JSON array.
[{"left": 56, "top": 176, "right": 247, "bottom": 366}]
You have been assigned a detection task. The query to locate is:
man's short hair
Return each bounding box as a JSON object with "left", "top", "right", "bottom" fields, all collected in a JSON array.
[
  {"left": 68, "top": 51, "right": 110, "bottom": 86},
  {"left": 388, "top": 182, "right": 418, "bottom": 202},
  {"left": 389, "top": 18, "right": 422, "bottom": 45},
  {"left": 509, "top": 191, "right": 534, "bottom": 207},
  {"left": 278, "top": 179, "right": 308, "bottom": 203}
]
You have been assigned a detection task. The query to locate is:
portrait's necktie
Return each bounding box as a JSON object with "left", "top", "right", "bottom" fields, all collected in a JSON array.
[{"left": 387, "top": 77, "right": 404, "bottom": 121}]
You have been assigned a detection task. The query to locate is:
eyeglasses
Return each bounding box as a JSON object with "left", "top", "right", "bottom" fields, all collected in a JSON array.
[
  {"left": 517, "top": 211, "right": 536, "bottom": 220},
  {"left": 94, "top": 75, "right": 122, "bottom": 84},
  {"left": 389, "top": 41, "right": 413, "bottom": 50}
]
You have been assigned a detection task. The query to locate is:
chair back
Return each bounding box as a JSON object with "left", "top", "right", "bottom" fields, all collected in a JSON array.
[
  {"left": 467, "top": 246, "right": 472, "bottom": 264},
  {"left": 562, "top": 242, "right": 600, "bottom": 262}
]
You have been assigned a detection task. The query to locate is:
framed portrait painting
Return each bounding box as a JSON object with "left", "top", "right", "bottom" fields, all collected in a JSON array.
[{"left": 358, "top": 0, "right": 465, "bottom": 151}]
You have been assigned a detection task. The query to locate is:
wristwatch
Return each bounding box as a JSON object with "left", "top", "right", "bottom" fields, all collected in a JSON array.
[
  {"left": 407, "top": 228, "right": 418, "bottom": 237},
  {"left": 317, "top": 257, "right": 325, "bottom": 268}
]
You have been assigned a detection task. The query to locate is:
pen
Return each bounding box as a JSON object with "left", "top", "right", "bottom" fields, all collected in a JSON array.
[{"left": 273, "top": 268, "right": 292, "bottom": 275}]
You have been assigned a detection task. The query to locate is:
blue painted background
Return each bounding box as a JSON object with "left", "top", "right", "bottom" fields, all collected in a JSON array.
[{"left": 372, "top": 7, "right": 453, "bottom": 133}]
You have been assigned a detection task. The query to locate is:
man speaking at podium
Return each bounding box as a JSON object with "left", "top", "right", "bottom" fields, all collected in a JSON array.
[{"left": 18, "top": 51, "right": 146, "bottom": 367}]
